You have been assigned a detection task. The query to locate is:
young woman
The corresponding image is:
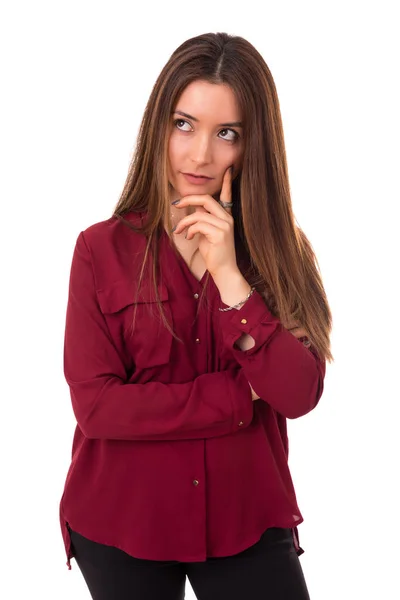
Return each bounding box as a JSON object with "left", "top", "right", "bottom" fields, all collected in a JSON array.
[{"left": 59, "top": 31, "right": 333, "bottom": 600}]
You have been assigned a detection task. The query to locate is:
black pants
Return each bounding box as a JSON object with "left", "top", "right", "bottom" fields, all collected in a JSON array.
[{"left": 67, "top": 525, "right": 310, "bottom": 600}]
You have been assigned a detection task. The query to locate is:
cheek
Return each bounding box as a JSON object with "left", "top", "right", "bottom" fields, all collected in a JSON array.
[
  {"left": 167, "top": 137, "right": 183, "bottom": 182},
  {"left": 221, "top": 142, "right": 242, "bottom": 164},
  {"left": 168, "top": 134, "right": 184, "bottom": 166},
  {"left": 232, "top": 143, "right": 244, "bottom": 162},
  {"left": 221, "top": 148, "right": 242, "bottom": 176},
  {"left": 167, "top": 138, "right": 174, "bottom": 165},
  {"left": 231, "top": 149, "right": 244, "bottom": 176}
]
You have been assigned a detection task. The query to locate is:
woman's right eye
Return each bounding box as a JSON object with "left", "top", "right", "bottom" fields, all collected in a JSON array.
[{"left": 174, "top": 118, "right": 191, "bottom": 131}]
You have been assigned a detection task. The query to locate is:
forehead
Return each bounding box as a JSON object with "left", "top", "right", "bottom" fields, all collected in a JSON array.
[{"left": 175, "top": 80, "right": 241, "bottom": 120}]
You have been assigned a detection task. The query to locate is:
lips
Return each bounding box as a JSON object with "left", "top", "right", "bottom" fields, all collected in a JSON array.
[
  {"left": 182, "top": 172, "right": 213, "bottom": 185},
  {"left": 183, "top": 172, "right": 212, "bottom": 179}
]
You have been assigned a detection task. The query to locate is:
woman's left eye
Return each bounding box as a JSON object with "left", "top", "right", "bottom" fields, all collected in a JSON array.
[
  {"left": 173, "top": 119, "right": 239, "bottom": 142},
  {"left": 219, "top": 128, "right": 239, "bottom": 142}
]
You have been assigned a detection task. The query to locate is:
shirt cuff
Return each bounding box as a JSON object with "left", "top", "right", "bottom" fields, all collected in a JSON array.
[{"left": 218, "top": 289, "right": 282, "bottom": 356}]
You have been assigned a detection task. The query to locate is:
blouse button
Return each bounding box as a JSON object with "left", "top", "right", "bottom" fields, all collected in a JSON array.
[
  {"left": 241, "top": 318, "right": 247, "bottom": 324},
  {"left": 194, "top": 293, "right": 199, "bottom": 299},
  {"left": 238, "top": 421, "right": 244, "bottom": 426},
  {"left": 193, "top": 479, "right": 199, "bottom": 486},
  {"left": 195, "top": 338, "right": 200, "bottom": 343}
]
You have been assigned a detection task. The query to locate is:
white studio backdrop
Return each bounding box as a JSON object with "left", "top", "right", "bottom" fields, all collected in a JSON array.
[{"left": 0, "top": 1, "right": 398, "bottom": 598}]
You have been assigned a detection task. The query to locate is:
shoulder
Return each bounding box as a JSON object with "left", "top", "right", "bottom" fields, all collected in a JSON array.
[
  {"left": 80, "top": 211, "right": 148, "bottom": 256},
  {"left": 82, "top": 211, "right": 145, "bottom": 245},
  {"left": 76, "top": 211, "right": 149, "bottom": 289}
]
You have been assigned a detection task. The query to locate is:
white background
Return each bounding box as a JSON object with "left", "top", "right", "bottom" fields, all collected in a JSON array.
[{"left": 1, "top": 1, "right": 399, "bottom": 598}]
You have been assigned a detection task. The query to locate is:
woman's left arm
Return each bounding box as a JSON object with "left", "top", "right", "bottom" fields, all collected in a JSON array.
[
  {"left": 171, "top": 169, "right": 325, "bottom": 420},
  {"left": 215, "top": 268, "right": 326, "bottom": 420}
]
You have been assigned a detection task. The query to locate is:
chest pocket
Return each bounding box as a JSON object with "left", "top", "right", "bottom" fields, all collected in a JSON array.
[{"left": 97, "top": 279, "right": 173, "bottom": 369}]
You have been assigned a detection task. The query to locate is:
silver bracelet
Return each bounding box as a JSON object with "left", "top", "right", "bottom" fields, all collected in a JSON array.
[{"left": 218, "top": 287, "right": 256, "bottom": 312}]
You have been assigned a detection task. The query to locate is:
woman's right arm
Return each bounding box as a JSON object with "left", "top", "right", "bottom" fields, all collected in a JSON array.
[{"left": 63, "top": 232, "right": 254, "bottom": 441}]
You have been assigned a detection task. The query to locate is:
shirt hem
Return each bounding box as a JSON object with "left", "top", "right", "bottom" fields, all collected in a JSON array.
[{"left": 61, "top": 516, "right": 304, "bottom": 567}]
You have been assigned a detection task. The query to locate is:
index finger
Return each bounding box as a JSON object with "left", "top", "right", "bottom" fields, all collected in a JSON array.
[{"left": 218, "top": 165, "right": 233, "bottom": 215}]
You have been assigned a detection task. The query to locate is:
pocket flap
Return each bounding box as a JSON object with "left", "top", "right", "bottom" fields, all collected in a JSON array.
[{"left": 97, "top": 279, "right": 169, "bottom": 314}]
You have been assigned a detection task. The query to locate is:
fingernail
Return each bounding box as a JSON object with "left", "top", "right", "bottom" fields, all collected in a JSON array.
[
  {"left": 171, "top": 199, "right": 180, "bottom": 205},
  {"left": 170, "top": 225, "right": 177, "bottom": 233},
  {"left": 230, "top": 166, "right": 234, "bottom": 174}
]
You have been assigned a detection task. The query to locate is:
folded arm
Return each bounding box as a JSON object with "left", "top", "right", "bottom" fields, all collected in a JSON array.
[
  {"left": 64, "top": 232, "right": 254, "bottom": 440},
  {"left": 218, "top": 278, "right": 326, "bottom": 419}
]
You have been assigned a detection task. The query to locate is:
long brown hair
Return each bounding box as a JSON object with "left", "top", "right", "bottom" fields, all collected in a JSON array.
[{"left": 112, "top": 32, "right": 333, "bottom": 363}]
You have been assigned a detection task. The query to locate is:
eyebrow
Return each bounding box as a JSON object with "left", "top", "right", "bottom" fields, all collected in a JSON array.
[{"left": 173, "top": 110, "right": 243, "bottom": 128}]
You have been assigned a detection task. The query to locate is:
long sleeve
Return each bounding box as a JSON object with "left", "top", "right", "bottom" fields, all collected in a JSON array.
[
  {"left": 64, "top": 232, "right": 254, "bottom": 441},
  {"left": 218, "top": 290, "right": 326, "bottom": 419}
]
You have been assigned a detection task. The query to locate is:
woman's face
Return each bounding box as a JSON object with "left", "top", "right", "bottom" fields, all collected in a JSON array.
[{"left": 167, "top": 80, "right": 244, "bottom": 201}]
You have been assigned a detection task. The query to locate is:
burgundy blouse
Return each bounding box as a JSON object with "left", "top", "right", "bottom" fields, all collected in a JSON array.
[{"left": 59, "top": 211, "right": 326, "bottom": 569}]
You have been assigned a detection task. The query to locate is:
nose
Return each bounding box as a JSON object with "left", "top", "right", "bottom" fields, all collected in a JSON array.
[{"left": 190, "top": 133, "right": 212, "bottom": 165}]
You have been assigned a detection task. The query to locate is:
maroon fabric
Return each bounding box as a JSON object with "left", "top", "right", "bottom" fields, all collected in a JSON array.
[{"left": 59, "top": 211, "right": 326, "bottom": 570}]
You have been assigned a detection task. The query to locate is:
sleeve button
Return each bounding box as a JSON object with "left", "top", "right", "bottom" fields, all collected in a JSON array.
[
  {"left": 238, "top": 421, "right": 244, "bottom": 426},
  {"left": 240, "top": 318, "right": 247, "bottom": 324}
]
